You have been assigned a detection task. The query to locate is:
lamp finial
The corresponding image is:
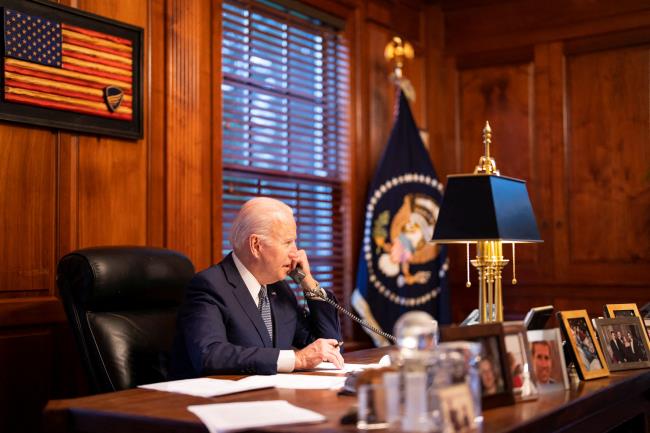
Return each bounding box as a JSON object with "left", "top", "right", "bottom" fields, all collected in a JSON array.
[
  {"left": 475, "top": 120, "right": 499, "bottom": 175},
  {"left": 483, "top": 121, "right": 491, "bottom": 159}
]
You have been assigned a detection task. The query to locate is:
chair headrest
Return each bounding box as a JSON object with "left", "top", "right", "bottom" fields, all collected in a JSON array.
[{"left": 57, "top": 246, "right": 195, "bottom": 311}]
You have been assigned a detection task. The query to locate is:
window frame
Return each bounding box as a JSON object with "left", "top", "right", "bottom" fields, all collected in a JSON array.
[{"left": 216, "top": 0, "right": 354, "bottom": 319}]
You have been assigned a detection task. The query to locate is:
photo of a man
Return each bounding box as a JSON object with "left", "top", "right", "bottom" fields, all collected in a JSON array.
[
  {"left": 531, "top": 341, "right": 555, "bottom": 384},
  {"left": 527, "top": 328, "right": 569, "bottom": 389}
]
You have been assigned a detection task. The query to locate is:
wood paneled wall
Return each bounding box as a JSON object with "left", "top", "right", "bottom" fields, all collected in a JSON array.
[
  {"left": 0, "top": 0, "right": 648, "bottom": 431},
  {"left": 431, "top": 0, "right": 650, "bottom": 323},
  {"left": 0, "top": 0, "right": 431, "bottom": 431}
]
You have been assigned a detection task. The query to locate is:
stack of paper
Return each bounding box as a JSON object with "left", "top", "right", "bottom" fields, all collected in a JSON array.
[
  {"left": 188, "top": 400, "right": 325, "bottom": 433},
  {"left": 309, "top": 361, "right": 380, "bottom": 374},
  {"left": 139, "top": 377, "right": 272, "bottom": 398},
  {"left": 237, "top": 373, "right": 346, "bottom": 390},
  {"left": 308, "top": 355, "right": 392, "bottom": 374}
]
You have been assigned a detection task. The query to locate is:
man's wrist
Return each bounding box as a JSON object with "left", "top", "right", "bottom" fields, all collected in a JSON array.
[
  {"left": 300, "top": 275, "right": 317, "bottom": 292},
  {"left": 300, "top": 276, "right": 327, "bottom": 300},
  {"left": 277, "top": 349, "right": 296, "bottom": 373}
]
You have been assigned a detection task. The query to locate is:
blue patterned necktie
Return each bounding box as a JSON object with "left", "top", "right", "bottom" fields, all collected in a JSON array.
[{"left": 258, "top": 286, "right": 273, "bottom": 341}]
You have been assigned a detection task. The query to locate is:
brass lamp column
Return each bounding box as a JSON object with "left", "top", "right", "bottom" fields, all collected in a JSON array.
[
  {"left": 430, "top": 121, "right": 542, "bottom": 323},
  {"left": 473, "top": 123, "right": 508, "bottom": 323},
  {"left": 473, "top": 240, "right": 509, "bottom": 322}
]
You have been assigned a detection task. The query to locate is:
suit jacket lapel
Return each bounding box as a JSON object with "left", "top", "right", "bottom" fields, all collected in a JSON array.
[{"left": 222, "top": 254, "right": 272, "bottom": 347}]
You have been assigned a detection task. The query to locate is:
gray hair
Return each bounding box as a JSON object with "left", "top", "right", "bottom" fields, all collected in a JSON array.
[{"left": 229, "top": 197, "right": 294, "bottom": 253}]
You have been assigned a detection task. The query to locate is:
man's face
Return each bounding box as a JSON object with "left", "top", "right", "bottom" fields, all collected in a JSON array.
[
  {"left": 257, "top": 217, "right": 298, "bottom": 284},
  {"left": 617, "top": 331, "right": 623, "bottom": 339},
  {"left": 611, "top": 332, "right": 617, "bottom": 342},
  {"left": 533, "top": 343, "right": 552, "bottom": 384}
]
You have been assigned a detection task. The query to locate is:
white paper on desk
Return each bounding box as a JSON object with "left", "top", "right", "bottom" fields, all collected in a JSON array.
[
  {"left": 309, "top": 354, "right": 392, "bottom": 373},
  {"left": 239, "top": 373, "right": 346, "bottom": 390},
  {"left": 188, "top": 400, "right": 326, "bottom": 433},
  {"left": 308, "top": 362, "right": 379, "bottom": 373},
  {"left": 139, "top": 377, "right": 273, "bottom": 398}
]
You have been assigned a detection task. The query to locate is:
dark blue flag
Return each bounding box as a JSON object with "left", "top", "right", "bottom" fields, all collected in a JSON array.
[{"left": 352, "top": 91, "right": 449, "bottom": 346}]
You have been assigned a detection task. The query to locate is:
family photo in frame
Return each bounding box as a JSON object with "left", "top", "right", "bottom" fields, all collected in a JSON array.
[
  {"left": 604, "top": 302, "right": 650, "bottom": 349},
  {"left": 558, "top": 310, "right": 609, "bottom": 380},
  {"left": 437, "top": 383, "right": 476, "bottom": 433},
  {"left": 594, "top": 317, "right": 650, "bottom": 372}
]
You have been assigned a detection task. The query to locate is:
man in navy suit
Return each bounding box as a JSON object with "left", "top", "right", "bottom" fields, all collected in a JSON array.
[{"left": 170, "top": 197, "right": 344, "bottom": 378}]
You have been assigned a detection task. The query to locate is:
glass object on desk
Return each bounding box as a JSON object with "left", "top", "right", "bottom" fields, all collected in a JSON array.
[
  {"left": 357, "top": 383, "right": 391, "bottom": 430},
  {"left": 391, "top": 312, "right": 440, "bottom": 432},
  {"left": 434, "top": 341, "right": 483, "bottom": 426},
  {"left": 395, "top": 311, "right": 439, "bottom": 353},
  {"left": 393, "top": 311, "right": 439, "bottom": 374}
]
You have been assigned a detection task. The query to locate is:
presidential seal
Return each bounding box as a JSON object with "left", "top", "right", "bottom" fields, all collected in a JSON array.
[{"left": 363, "top": 173, "right": 448, "bottom": 306}]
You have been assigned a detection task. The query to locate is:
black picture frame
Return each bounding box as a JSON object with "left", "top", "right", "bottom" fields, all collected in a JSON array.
[
  {"left": 0, "top": 0, "right": 143, "bottom": 139},
  {"left": 593, "top": 317, "right": 650, "bottom": 372},
  {"left": 440, "top": 323, "right": 515, "bottom": 409}
]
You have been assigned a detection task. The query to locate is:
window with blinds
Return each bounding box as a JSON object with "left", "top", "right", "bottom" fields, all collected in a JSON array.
[{"left": 221, "top": 0, "right": 349, "bottom": 302}]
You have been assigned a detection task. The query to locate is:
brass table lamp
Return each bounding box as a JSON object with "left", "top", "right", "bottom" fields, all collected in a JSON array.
[{"left": 431, "top": 122, "right": 542, "bottom": 323}]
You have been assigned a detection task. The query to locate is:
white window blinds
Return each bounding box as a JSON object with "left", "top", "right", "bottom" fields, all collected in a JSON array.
[{"left": 221, "top": 0, "right": 349, "bottom": 300}]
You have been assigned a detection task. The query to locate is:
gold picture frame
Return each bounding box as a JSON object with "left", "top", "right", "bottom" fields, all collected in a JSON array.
[
  {"left": 558, "top": 310, "right": 609, "bottom": 380},
  {"left": 604, "top": 303, "right": 641, "bottom": 319}
]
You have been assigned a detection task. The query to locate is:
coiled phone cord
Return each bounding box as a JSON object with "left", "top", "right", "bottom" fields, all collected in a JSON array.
[{"left": 316, "top": 292, "right": 397, "bottom": 344}]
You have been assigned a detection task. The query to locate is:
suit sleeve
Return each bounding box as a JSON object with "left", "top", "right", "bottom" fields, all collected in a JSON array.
[
  {"left": 177, "top": 274, "right": 280, "bottom": 375},
  {"left": 292, "top": 285, "right": 342, "bottom": 348}
]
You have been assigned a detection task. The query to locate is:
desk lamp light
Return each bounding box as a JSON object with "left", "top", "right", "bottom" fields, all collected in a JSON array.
[{"left": 431, "top": 122, "right": 542, "bottom": 323}]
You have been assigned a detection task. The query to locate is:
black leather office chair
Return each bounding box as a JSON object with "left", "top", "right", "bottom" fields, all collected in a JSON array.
[{"left": 57, "top": 246, "right": 195, "bottom": 394}]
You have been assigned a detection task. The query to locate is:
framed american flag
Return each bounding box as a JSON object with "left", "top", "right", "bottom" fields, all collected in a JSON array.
[{"left": 0, "top": 0, "right": 142, "bottom": 139}]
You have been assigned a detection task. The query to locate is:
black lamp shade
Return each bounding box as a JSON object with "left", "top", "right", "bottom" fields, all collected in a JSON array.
[{"left": 431, "top": 174, "right": 542, "bottom": 243}]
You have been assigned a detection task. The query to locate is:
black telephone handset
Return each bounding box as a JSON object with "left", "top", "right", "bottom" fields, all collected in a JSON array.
[{"left": 289, "top": 265, "right": 396, "bottom": 344}]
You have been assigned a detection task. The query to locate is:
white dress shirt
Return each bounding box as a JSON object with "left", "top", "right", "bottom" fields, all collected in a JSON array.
[{"left": 231, "top": 252, "right": 296, "bottom": 372}]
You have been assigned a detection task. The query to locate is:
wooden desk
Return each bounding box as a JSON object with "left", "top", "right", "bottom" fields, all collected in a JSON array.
[{"left": 44, "top": 348, "right": 650, "bottom": 433}]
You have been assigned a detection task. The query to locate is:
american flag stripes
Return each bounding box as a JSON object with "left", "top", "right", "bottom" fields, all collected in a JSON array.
[{"left": 3, "top": 8, "right": 133, "bottom": 120}]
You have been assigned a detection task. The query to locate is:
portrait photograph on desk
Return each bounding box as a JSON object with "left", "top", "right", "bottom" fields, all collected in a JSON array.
[
  {"left": 527, "top": 328, "right": 570, "bottom": 390},
  {"left": 593, "top": 317, "right": 650, "bottom": 372},
  {"left": 558, "top": 310, "right": 609, "bottom": 380},
  {"left": 440, "top": 323, "right": 514, "bottom": 409},
  {"left": 502, "top": 322, "right": 538, "bottom": 401},
  {"left": 437, "top": 383, "right": 476, "bottom": 433}
]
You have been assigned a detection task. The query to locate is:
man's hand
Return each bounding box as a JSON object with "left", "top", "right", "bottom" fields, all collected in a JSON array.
[
  {"left": 294, "top": 338, "right": 344, "bottom": 370},
  {"left": 290, "top": 249, "right": 318, "bottom": 292}
]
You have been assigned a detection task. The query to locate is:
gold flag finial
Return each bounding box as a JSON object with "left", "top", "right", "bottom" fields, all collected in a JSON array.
[
  {"left": 384, "top": 36, "right": 414, "bottom": 79},
  {"left": 475, "top": 120, "right": 499, "bottom": 175},
  {"left": 384, "top": 36, "right": 416, "bottom": 101}
]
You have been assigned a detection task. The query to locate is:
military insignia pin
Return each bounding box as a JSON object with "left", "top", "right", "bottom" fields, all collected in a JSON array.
[{"left": 103, "top": 86, "right": 124, "bottom": 112}]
